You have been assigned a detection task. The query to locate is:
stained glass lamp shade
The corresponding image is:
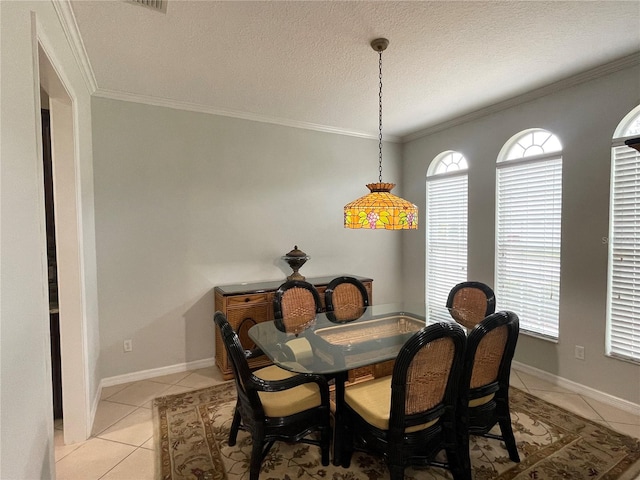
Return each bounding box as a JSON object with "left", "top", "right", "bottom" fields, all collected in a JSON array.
[
  {"left": 344, "top": 38, "right": 418, "bottom": 230},
  {"left": 344, "top": 182, "right": 418, "bottom": 230}
]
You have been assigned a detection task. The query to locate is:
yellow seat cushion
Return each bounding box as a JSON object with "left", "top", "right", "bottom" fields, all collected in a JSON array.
[
  {"left": 275, "top": 361, "right": 308, "bottom": 372},
  {"left": 469, "top": 393, "right": 495, "bottom": 408},
  {"left": 344, "top": 376, "right": 439, "bottom": 433},
  {"left": 253, "top": 365, "right": 321, "bottom": 417},
  {"left": 285, "top": 337, "right": 314, "bottom": 366}
]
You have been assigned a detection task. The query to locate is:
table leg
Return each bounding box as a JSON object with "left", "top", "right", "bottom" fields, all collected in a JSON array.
[{"left": 332, "top": 371, "right": 347, "bottom": 466}]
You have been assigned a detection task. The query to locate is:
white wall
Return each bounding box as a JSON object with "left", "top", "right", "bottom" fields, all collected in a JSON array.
[
  {"left": 0, "top": 1, "right": 100, "bottom": 477},
  {"left": 91, "top": 97, "right": 408, "bottom": 378},
  {"left": 402, "top": 62, "right": 640, "bottom": 404}
]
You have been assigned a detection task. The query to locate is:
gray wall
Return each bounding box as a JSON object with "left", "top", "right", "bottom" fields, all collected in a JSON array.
[
  {"left": 402, "top": 63, "right": 640, "bottom": 404},
  {"left": 91, "top": 97, "right": 409, "bottom": 378},
  {"left": 2, "top": 4, "right": 637, "bottom": 477}
]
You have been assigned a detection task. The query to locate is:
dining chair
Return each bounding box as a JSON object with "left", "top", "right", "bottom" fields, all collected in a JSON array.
[
  {"left": 338, "top": 321, "right": 470, "bottom": 480},
  {"left": 214, "top": 311, "right": 332, "bottom": 480},
  {"left": 324, "top": 276, "right": 370, "bottom": 323},
  {"left": 446, "top": 281, "right": 496, "bottom": 329},
  {"left": 272, "top": 280, "right": 323, "bottom": 365},
  {"left": 459, "top": 310, "right": 520, "bottom": 465},
  {"left": 273, "top": 280, "right": 323, "bottom": 333}
]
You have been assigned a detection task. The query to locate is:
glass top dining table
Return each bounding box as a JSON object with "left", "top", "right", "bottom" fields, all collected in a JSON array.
[{"left": 248, "top": 302, "right": 464, "bottom": 375}]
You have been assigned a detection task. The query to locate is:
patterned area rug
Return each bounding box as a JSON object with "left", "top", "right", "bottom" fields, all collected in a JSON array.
[{"left": 153, "top": 382, "right": 640, "bottom": 480}]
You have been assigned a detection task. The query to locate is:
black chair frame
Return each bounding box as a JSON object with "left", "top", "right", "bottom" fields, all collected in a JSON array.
[
  {"left": 214, "top": 311, "right": 331, "bottom": 480},
  {"left": 339, "top": 322, "right": 470, "bottom": 480},
  {"left": 460, "top": 310, "right": 520, "bottom": 464}
]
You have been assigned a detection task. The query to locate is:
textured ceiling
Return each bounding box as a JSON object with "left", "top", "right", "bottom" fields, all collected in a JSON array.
[{"left": 69, "top": 0, "right": 640, "bottom": 140}]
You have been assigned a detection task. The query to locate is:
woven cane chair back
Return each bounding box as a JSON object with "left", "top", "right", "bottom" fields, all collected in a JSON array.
[
  {"left": 402, "top": 336, "right": 456, "bottom": 415},
  {"left": 391, "top": 323, "right": 466, "bottom": 429},
  {"left": 446, "top": 281, "right": 496, "bottom": 329},
  {"left": 338, "top": 321, "right": 470, "bottom": 480},
  {"left": 325, "top": 276, "right": 370, "bottom": 323},
  {"left": 273, "top": 281, "right": 322, "bottom": 334},
  {"left": 469, "top": 325, "right": 508, "bottom": 389},
  {"left": 462, "top": 310, "right": 520, "bottom": 463}
]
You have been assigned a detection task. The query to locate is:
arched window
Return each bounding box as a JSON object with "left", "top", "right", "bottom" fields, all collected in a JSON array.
[
  {"left": 607, "top": 105, "right": 640, "bottom": 363},
  {"left": 496, "top": 129, "right": 563, "bottom": 339},
  {"left": 426, "top": 151, "right": 468, "bottom": 318}
]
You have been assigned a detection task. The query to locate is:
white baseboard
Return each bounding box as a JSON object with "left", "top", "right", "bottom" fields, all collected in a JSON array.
[
  {"left": 512, "top": 361, "right": 640, "bottom": 416},
  {"left": 90, "top": 357, "right": 217, "bottom": 439},
  {"left": 89, "top": 386, "right": 101, "bottom": 439},
  {"left": 98, "top": 357, "right": 217, "bottom": 390},
  {"left": 95, "top": 357, "right": 639, "bottom": 419}
]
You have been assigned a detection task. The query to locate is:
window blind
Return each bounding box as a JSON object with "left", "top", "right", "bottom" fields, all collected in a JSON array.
[
  {"left": 607, "top": 145, "right": 640, "bottom": 362},
  {"left": 496, "top": 156, "right": 562, "bottom": 339},
  {"left": 426, "top": 173, "right": 468, "bottom": 321}
]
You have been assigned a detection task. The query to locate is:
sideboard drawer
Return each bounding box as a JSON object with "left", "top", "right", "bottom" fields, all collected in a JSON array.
[{"left": 227, "top": 293, "right": 270, "bottom": 306}]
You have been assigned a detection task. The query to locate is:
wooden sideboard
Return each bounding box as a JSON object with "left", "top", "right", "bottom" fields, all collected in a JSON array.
[{"left": 214, "top": 275, "right": 373, "bottom": 380}]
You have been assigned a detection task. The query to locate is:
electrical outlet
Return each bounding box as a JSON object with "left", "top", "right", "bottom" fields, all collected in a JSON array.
[
  {"left": 123, "top": 339, "right": 133, "bottom": 352},
  {"left": 574, "top": 345, "right": 585, "bottom": 360}
]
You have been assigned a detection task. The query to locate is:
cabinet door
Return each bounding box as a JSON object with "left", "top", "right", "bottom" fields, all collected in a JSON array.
[{"left": 227, "top": 304, "right": 271, "bottom": 350}]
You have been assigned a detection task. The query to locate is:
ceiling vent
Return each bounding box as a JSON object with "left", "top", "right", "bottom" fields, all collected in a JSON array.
[{"left": 128, "top": 0, "right": 167, "bottom": 13}]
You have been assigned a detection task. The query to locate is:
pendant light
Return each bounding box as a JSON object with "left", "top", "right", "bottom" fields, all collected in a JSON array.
[{"left": 344, "top": 38, "right": 418, "bottom": 230}]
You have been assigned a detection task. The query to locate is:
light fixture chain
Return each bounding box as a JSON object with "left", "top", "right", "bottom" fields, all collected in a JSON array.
[
  {"left": 378, "top": 49, "right": 383, "bottom": 183},
  {"left": 344, "top": 38, "right": 418, "bottom": 230}
]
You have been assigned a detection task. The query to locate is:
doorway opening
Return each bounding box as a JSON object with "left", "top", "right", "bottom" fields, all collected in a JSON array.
[
  {"left": 38, "top": 42, "right": 90, "bottom": 443},
  {"left": 41, "top": 106, "right": 63, "bottom": 420}
]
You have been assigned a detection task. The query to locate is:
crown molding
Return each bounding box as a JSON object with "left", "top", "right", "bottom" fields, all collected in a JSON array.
[
  {"left": 58, "top": 0, "right": 637, "bottom": 147},
  {"left": 52, "top": 0, "right": 97, "bottom": 94},
  {"left": 402, "top": 52, "right": 640, "bottom": 143},
  {"left": 93, "top": 88, "right": 402, "bottom": 142}
]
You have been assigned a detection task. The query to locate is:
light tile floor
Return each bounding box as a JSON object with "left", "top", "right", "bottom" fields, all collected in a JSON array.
[{"left": 54, "top": 367, "right": 640, "bottom": 480}]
